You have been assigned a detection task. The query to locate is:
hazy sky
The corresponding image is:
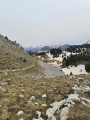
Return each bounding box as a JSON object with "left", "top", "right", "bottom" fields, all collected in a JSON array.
[{"left": 0, "top": 0, "right": 90, "bottom": 47}]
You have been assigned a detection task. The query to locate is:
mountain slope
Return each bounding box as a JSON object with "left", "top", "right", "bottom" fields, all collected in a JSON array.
[
  {"left": 0, "top": 34, "right": 34, "bottom": 70},
  {"left": 59, "top": 44, "right": 71, "bottom": 50},
  {"left": 24, "top": 44, "right": 71, "bottom": 54},
  {"left": 41, "top": 46, "right": 51, "bottom": 51},
  {"left": 85, "top": 40, "right": 90, "bottom": 44}
]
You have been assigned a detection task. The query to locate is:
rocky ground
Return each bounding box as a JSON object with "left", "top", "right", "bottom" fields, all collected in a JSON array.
[
  {"left": 0, "top": 34, "right": 90, "bottom": 120},
  {"left": 0, "top": 60, "right": 90, "bottom": 120}
]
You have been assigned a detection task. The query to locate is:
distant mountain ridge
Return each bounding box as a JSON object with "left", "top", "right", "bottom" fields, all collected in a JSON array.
[
  {"left": 24, "top": 44, "right": 71, "bottom": 54},
  {"left": 24, "top": 40, "right": 90, "bottom": 54},
  {"left": 59, "top": 44, "right": 71, "bottom": 50},
  {"left": 41, "top": 46, "right": 51, "bottom": 51}
]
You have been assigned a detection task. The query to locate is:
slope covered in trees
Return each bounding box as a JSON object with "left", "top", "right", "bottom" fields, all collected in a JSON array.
[
  {"left": 62, "top": 52, "right": 90, "bottom": 73},
  {"left": 66, "top": 44, "right": 90, "bottom": 53},
  {"left": 50, "top": 48, "right": 62, "bottom": 57}
]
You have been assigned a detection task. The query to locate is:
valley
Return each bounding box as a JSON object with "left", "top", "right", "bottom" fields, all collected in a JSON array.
[{"left": 0, "top": 35, "right": 90, "bottom": 120}]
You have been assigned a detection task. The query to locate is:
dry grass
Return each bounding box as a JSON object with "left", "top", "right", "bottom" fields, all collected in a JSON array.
[
  {"left": 0, "top": 35, "right": 34, "bottom": 71},
  {"left": 68, "top": 101, "right": 90, "bottom": 120},
  {"left": 0, "top": 35, "right": 90, "bottom": 119},
  {"left": 0, "top": 62, "right": 90, "bottom": 120},
  {"left": 37, "top": 54, "right": 61, "bottom": 64}
]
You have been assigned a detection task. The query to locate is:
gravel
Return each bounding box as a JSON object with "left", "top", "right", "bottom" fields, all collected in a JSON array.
[{"left": 38, "top": 60, "right": 64, "bottom": 78}]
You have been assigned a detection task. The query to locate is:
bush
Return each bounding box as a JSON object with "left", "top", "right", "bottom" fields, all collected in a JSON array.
[
  {"left": 70, "top": 72, "right": 73, "bottom": 75},
  {"left": 5, "top": 36, "right": 8, "bottom": 40},
  {"left": 85, "top": 62, "right": 90, "bottom": 73},
  {"left": 23, "top": 58, "right": 27, "bottom": 62}
]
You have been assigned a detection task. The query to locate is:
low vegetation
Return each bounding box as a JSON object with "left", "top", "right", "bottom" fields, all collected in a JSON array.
[
  {"left": 85, "top": 62, "right": 90, "bottom": 73},
  {"left": 0, "top": 35, "right": 90, "bottom": 119},
  {"left": 0, "top": 65, "right": 90, "bottom": 120}
]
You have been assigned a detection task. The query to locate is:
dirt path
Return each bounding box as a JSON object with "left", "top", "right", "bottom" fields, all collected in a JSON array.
[
  {"left": 1, "top": 59, "right": 36, "bottom": 75},
  {"left": 38, "top": 60, "right": 64, "bottom": 78}
]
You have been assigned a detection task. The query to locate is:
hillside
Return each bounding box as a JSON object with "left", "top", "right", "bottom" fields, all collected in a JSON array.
[
  {"left": 36, "top": 41, "right": 90, "bottom": 74},
  {"left": 0, "top": 34, "right": 34, "bottom": 70},
  {"left": 0, "top": 35, "right": 90, "bottom": 120},
  {"left": 66, "top": 44, "right": 90, "bottom": 53},
  {"left": 61, "top": 42, "right": 90, "bottom": 73}
]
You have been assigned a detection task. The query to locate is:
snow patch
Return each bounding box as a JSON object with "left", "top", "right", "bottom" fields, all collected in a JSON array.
[{"left": 62, "top": 65, "right": 88, "bottom": 75}]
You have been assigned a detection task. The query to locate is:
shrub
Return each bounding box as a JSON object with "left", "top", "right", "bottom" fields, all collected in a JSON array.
[
  {"left": 85, "top": 62, "right": 90, "bottom": 73},
  {"left": 5, "top": 36, "right": 8, "bottom": 40},
  {"left": 70, "top": 72, "right": 73, "bottom": 75},
  {"left": 23, "top": 58, "right": 27, "bottom": 62},
  {"left": 20, "top": 57, "right": 22, "bottom": 59}
]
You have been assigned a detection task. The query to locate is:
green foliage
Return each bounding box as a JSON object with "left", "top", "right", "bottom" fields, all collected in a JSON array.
[
  {"left": 23, "top": 58, "right": 27, "bottom": 62},
  {"left": 50, "top": 48, "right": 62, "bottom": 58},
  {"left": 70, "top": 72, "right": 73, "bottom": 75},
  {"left": 5, "top": 36, "right": 8, "bottom": 40},
  {"left": 67, "top": 44, "right": 90, "bottom": 53},
  {"left": 62, "top": 52, "right": 90, "bottom": 67},
  {"left": 85, "top": 62, "right": 90, "bottom": 73}
]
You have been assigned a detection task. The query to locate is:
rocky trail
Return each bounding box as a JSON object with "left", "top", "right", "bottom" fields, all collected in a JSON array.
[{"left": 38, "top": 60, "right": 64, "bottom": 78}]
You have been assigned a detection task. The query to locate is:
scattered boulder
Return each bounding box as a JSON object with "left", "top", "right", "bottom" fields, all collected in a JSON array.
[
  {"left": 74, "top": 84, "right": 78, "bottom": 87},
  {"left": 72, "top": 86, "right": 90, "bottom": 93},
  {"left": 20, "top": 84, "right": 25, "bottom": 87},
  {"left": 27, "top": 100, "right": 32, "bottom": 103},
  {"left": 30, "top": 96, "right": 36, "bottom": 101},
  {"left": 32, "top": 117, "right": 43, "bottom": 120},
  {"left": 42, "top": 104, "right": 47, "bottom": 107},
  {"left": 27, "top": 96, "right": 36, "bottom": 103},
  {"left": 42, "top": 94, "right": 47, "bottom": 98},
  {"left": 70, "top": 75, "right": 75, "bottom": 79},
  {"left": 16, "top": 110, "right": 24, "bottom": 116},
  {"left": 1, "top": 88, "right": 8, "bottom": 93},
  {"left": 19, "top": 118, "right": 24, "bottom": 120},
  {"left": 32, "top": 111, "right": 43, "bottom": 120},
  {"left": 1, "top": 82, "right": 8, "bottom": 86},
  {"left": 21, "top": 89, "right": 26, "bottom": 93},
  {"left": 36, "top": 111, "right": 41, "bottom": 118},
  {"left": 35, "top": 102, "right": 39, "bottom": 105},
  {"left": 11, "top": 85, "right": 15, "bottom": 87},
  {"left": 19, "top": 95, "right": 24, "bottom": 98}
]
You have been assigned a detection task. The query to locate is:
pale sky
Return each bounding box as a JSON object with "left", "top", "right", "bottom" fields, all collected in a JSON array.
[{"left": 0, "top": 0, "right": 90, "bottom": 47}]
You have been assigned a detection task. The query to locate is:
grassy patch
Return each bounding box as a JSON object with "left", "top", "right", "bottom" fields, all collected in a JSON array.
[{"left": 0, "top": 63, "right": 90, "bottom": 119}]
